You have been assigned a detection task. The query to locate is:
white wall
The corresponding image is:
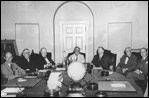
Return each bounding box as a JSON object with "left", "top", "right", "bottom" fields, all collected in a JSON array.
[{"left": 1, "top": 1, "right": 148, "bottom": 64}]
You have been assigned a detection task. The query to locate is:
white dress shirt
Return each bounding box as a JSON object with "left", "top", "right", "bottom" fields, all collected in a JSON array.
[
  {"left": 44, "top": 57, "right": 50, "bottom": 64},
  {"left": 69, "top": 54, "right": 85, "bottom": 63},
  {"left": 125, "top": 57, "right": 129, "bottom": 64}
]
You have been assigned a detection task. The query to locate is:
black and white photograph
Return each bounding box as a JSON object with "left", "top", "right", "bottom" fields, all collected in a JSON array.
[{"left": 1, "top": 1, "right": 148, "bottom": 97}]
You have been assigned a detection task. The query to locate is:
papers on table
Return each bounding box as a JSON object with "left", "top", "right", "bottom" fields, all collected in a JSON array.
[
  {"left": 24, "top": 76, "right": 37, "bottom": 79},
  {"left": 1, "top": 87, "right": 24, "bottom": 93},
  {"left": 93, "top": 67, "right": 103, "bottom": 69},
  {"left": 111, "top": 83, "right": 126, "bottom": 87},
  {"left": 1, "top": 92, "right": 7, "bottom": 96},
  {"left": 108, "top": 71, "right": 113, "bottom": 75},
  {"left": 1, "top": 87, "right": 24, "bottom": 97},
  {"left": 55, "top": 67, "right": 66, "bottom": 71},
  {"left": 1, "top": 94, "right": 16, "bottom": 97},
  {"left": 17, "top": 78, "right": 27, "bottom": 82},
  {"left": 98, "top": 81, "right": 136, "bottom": 92},
  {"left": 39, "top": 69, "right": 49, "bottom": 73}
]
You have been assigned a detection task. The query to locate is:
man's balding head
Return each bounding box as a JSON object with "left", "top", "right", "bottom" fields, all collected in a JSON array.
[
  {"left": 125, "top": 47, "right": 132, "bottom": 57},
  {"left": 4, "top": 52, "right": 13, "bottom": 63}
]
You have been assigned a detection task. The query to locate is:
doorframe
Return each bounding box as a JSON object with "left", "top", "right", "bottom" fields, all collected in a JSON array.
[
  {"left": 53, "top": 1, "right": 95, "bottom": 62},
  {"left": 59, "top": 20, "right": 89, "bottom": 62}
]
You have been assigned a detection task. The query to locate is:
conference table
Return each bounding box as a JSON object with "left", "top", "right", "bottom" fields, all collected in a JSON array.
[{"left": 1, "top": 68, "right": 144, "bottom": 97}]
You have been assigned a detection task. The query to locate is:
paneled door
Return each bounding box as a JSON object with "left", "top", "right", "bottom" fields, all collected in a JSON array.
[{"left": 59, "top": 21, "right": 89, "bottom": 62}]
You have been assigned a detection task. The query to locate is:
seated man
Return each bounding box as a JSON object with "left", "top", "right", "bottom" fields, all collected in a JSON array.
[
  {"left": 20, "top": 48, "right": 37, "bottom": 73},
  {"left": 1, "top": 51, "right": 26, "bottom": 81},
  {"left": 126, "top": 47, "right": 148, "bottom": 81},
  {"left": 116, "top": 47, "right": 137, "bottom": 76},
  {"left": 38, "top": 47, "right": 55, "bottom": 69},
  {"left": 68, "top": 46, "right": 85, "bottom": 63},
  {"left": 92, "top": 46, "right": 113, "bottom": 70}
]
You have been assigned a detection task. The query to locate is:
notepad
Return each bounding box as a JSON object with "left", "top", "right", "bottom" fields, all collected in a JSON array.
[{"left": 1, "top": 87, "right": 24, "bottom": 93}]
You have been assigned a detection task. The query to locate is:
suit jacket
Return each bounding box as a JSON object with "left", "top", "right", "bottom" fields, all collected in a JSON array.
[
  {"left": 92, "top": 53, "right": 112, "bottom": 70},
  {"left": 19, "top": 56, "right": 37, "bottom": 72},
  {"left": 38, "top": 53, "right": 55, "bottom": 70},
  {"left": 117, "top": 54, "right": 137, "bottom": 71},
  {"left": 1, "top": 62, "right": 26, "bottom": 80},
  {"left": 137, "top": 56, "right": 148, "bottom": 76}
]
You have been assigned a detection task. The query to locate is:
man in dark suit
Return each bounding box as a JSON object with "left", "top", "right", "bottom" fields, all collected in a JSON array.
[
  {"left": 92, "top": 46, "right": 113, "bottom": 70},
  {"left": 38, "top": 47, "right": 55, "bottom": 70},
  {"left": 1, "top": 51, "right": 26, "bottom": 81},
  {"left": 116, "top": 47, "right": 137, "bottom": 76},
  {"left": 126, "top": 47, "right": 148, "bottom": 81},
  {"left": 19, "top": 48, "right": 37, "bottom": 73}
]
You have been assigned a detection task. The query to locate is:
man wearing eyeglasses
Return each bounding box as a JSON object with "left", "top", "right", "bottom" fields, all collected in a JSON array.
[
  {"left": 1, "top": 51, "right": 26, "bottom": 81},
  {"left": 126, "top": 47, "right": 148, "bottom": 81},
  {"left": 20, "top": 48, "right": 37, "bottom": 73},
  {"left": 68, "top": 46, "right": 85, "bottom": 63}
]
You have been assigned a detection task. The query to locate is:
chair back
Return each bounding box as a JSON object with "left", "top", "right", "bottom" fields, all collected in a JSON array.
[
  {"left": 131, "top": 49, "right": 142, "bottom": 61},
  {"left": 104, "top": 49, "right": 117, "bottom": 71}
]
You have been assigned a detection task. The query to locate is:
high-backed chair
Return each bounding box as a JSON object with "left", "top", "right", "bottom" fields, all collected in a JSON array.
[
  {"left": 131, "top": 49, "right": 142, "bottom": 61},
  {"left": 104, "top": 50, "right": 117, "bottom": 71}
]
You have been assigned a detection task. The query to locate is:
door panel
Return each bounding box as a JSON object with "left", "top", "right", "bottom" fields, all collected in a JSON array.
[
  {"left": 76, "top": 37, "right": 83, "bottom": 50},
  {"left": 58, "top": 21, "right": 89, "bottom": 63},
  {"left": 63, "top": 24, "right": 86, "bottom": 59}
]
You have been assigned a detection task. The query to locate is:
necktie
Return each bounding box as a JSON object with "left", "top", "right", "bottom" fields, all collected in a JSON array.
[
  {"left": 10, "top": 64, "right": 15, "bottom": 75},
  {"left": 76, "top": 55, "right": 78, "bottom": 61}
]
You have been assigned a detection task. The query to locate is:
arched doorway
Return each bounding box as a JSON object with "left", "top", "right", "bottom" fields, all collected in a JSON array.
[{"left": 53, "top": 1, "right": 94, "bottom": 63}]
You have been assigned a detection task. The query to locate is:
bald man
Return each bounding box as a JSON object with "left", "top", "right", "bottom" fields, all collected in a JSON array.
[
  {"left": 1, "top": 52, "right": 26, "bottom": 81},
  {"left": 38, "top": 47, "right": 55, "bottom": 69},
  {"left": 116, "top": 47, "right": 137, "bottom": 76}
]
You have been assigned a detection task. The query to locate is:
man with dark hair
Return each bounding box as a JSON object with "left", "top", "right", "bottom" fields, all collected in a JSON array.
[
  {"left": 1, "top": 51, "right": 26, "bottom": 80},
  {"left": 68, "top": 46, "right": 85, "bottom": 63},
  {"left": 38, "top": 47, "right": 55, "bottom": 69},
  {"left": 92, "top": 46, "right": 113, "bottom": 70},
  {"left": 126, "top": 47, "right": 148, "bottom": 81},
  {"left": 20, "top": 48, "right": 36, "bottom": 73},
  {"left": 116, "top": 47, "right": 137, "bottom": 76}
]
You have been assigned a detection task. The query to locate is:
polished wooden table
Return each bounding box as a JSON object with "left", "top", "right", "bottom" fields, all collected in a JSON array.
[
  {"left": 2, "top": 78, "right": 42, "bottom": 88},
  {"left": 19, "top": 69, "right": 144, "bottom": 97}
]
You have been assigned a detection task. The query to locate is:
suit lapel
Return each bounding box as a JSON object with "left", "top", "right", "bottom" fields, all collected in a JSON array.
[{"left": 5, "top": 63, "right": 13, "bottom": 75}]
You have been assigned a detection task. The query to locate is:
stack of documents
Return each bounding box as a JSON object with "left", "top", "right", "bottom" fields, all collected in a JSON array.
[
  {"left": 1, "top": 87, "right": 24, "bottom": 93},
  {"left": 1, "top": 87, "right": 24, "bottom": 97}
]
